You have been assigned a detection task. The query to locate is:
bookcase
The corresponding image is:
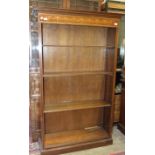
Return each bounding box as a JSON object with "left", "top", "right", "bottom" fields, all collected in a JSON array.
[{"left": 37, "top": 11, "right": 120, "bottom": 155}]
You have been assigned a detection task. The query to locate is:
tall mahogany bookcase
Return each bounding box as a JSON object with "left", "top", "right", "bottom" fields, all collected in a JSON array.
[{"left": 31, "top": 2, "right": 121, "bottom": 154}]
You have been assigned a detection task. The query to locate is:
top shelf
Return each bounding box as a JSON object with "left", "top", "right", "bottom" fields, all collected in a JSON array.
[{"left": 42, "top": 45, "right": 115, "bottom": 48}]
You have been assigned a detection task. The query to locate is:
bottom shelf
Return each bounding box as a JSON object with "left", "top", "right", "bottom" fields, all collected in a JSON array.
[{"left": 44, "top": 127, "right": 109, "bottom": 149}]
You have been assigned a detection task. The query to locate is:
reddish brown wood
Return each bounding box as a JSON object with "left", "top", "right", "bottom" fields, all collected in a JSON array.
[
  {"left": 44, "top": 74, "right": 111, "bottom": 104},
  {"left": 38, "top": 22, "right": 44, "bottom": 148},
  {"left": 66, "top": 0, "right": 70, "bottom": 9},
  {"left": 43, "top": 46, "right": 111, "bottom": 73},
  {"left": 45, "top": 108, "right": 104, "bottom": 133},
  {"left": 42, "top": 24, "right": 108, "bottom": 46},
  {"left": 41, "top": 138, "right": 112, "bottom": 155},
  {"left": 44, "top": 100, "right": 111, "bottom": 113},
  {"left": 108, "top": 28, "right": 119, "bottom": 137},
  {"left": 44, "top": 128, "right": 109, "bottom": 148},
  {"left": 37, "top": 11, "right": 120, "bottom": 154},
  {"left": 63, "top": 0, "right": 67, "bottom": 9},
  {"left": 39, "top": 13, "right": 119, "bottom": 27},
  {"left": 114, "top": 94, "right": 121, "bottom": 122}
]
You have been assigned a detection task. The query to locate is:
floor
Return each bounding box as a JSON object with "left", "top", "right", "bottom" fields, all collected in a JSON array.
[{"left": 30, "top": 126, "right": 125, "bottom": 155}]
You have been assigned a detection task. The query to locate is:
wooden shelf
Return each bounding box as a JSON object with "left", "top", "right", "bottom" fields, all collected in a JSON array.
[
  {"left": 44, "top": 100, "right": 111, "bottom": 113},
  {"left": 44, "top": 127, "right": 109, "bottom": 149},
  {"left": 43, "top": 71, "right": 113, "bottom": 77},
  {"left": 43, "top": 45, "right": 115, "bottom": 48}
]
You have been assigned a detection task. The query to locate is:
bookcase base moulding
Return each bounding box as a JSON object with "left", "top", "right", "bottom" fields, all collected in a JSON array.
[
  {"left": 38, "top": 11, "right": 120, "bottom": 155},
  {"left": 41, "top": 138, "right": 112, "bottom": 155}
]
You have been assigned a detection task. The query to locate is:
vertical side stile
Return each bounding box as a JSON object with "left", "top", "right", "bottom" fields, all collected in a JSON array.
[
  {"left": 110, "top": 27, "right": 119, "bottom": 136},
  {"left": 38, "top": 18, "right": 44, "bottom": 149}
]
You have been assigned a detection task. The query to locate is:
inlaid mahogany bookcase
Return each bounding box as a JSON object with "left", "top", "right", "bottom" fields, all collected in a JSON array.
[{"left": 30, "top": 1, "right": 121, "bottom": 154}]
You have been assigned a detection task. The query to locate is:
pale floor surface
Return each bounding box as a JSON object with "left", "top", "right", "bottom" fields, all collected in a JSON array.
[{"left": 62, "top": 126, "right": 125, "bottom": 155}]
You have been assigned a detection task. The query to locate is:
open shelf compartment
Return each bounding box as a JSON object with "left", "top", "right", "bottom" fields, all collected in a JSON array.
[
  {"left": 44, "top": 127, "right": 109, "bottom": 149},
  {"left": 43, "top": 74, "right": 113, "bottom": 105}
]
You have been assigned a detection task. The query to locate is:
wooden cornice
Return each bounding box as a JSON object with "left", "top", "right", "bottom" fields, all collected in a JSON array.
[{"left": 38, "top": 12, "right": 120, "bottom": 27}]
